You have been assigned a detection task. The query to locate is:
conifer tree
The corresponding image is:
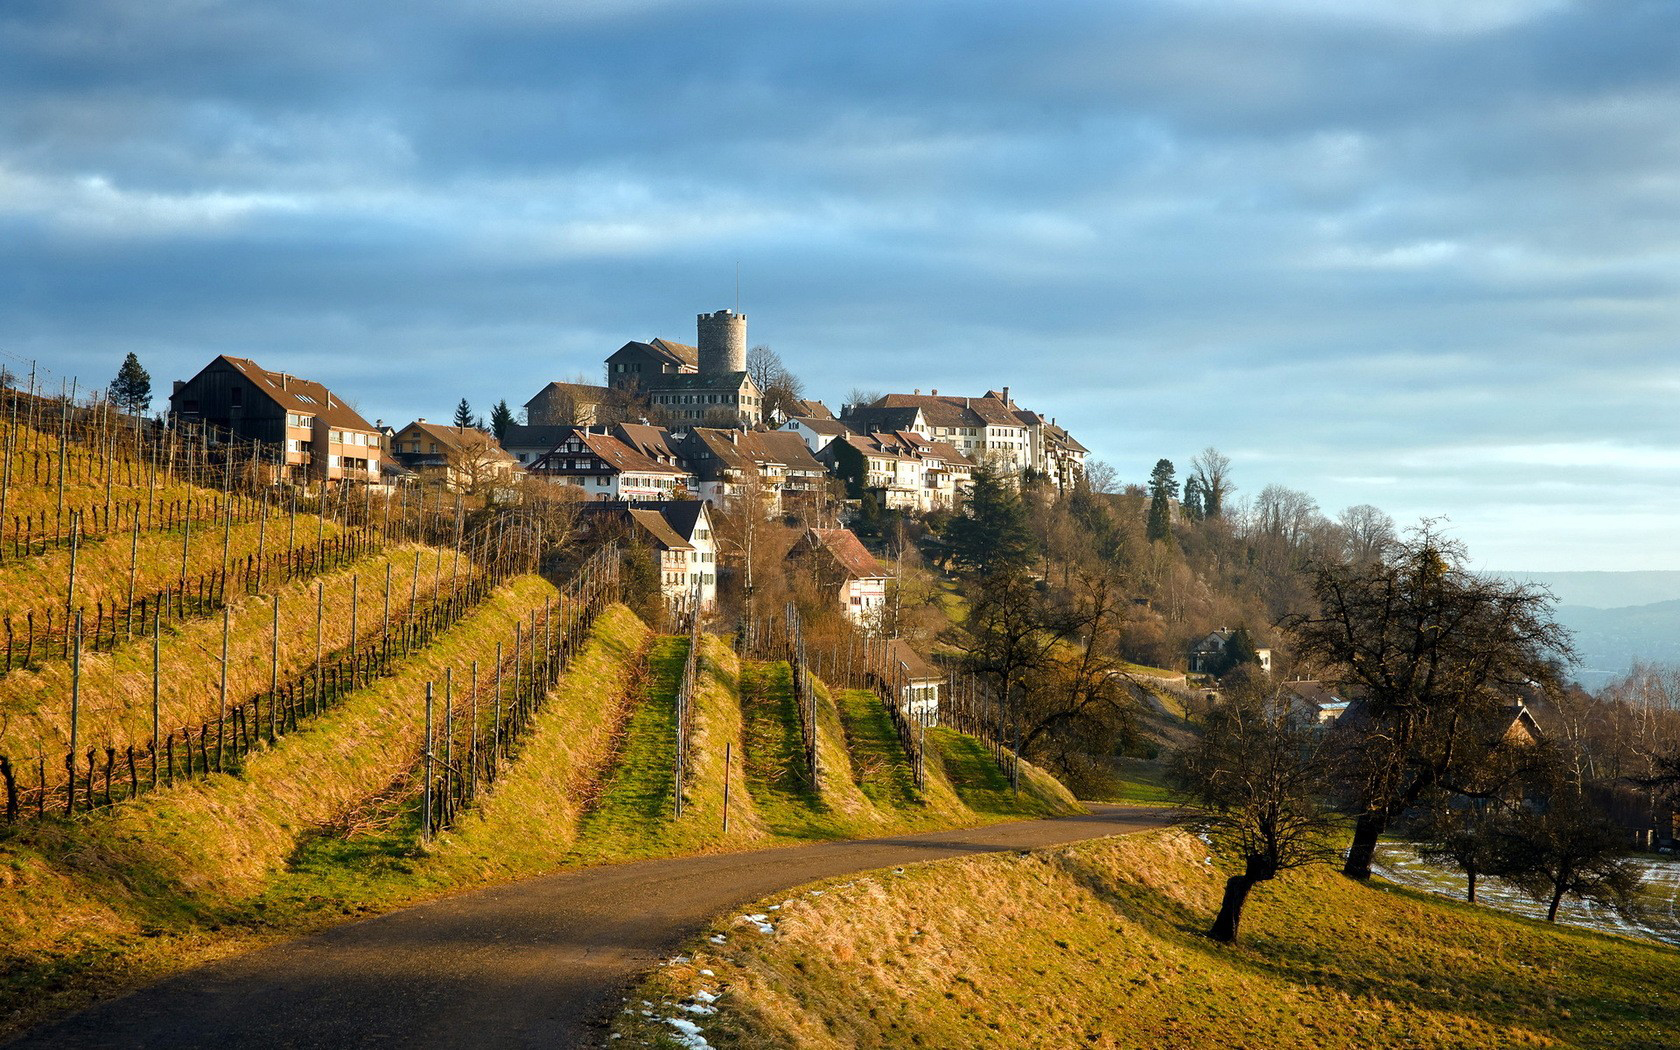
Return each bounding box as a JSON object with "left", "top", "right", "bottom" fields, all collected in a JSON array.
[
  {"left": 490, "top": 399, "right": 515, "bottom": 440},
  {"left": 1146, "top": 458, "right": 1177, "bottom": 542},
  {"left": 453, "top": 398, "right": 474, "bottom": 429},
  {"left": 944, "top": 464, "right": 1035, "bottom": 576},
  {"left": 109, "top": 352, "right": 152, "bottom": 415}
]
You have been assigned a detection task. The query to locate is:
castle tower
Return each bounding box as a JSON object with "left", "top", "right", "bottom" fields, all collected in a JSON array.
[{"left": 697, "top": 309, "right": 747, "bottom": 375}]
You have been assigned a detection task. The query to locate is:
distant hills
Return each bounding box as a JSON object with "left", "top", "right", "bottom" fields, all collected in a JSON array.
[{"left": 1494, "top": 571, "right": 1680, "bottom": 690}]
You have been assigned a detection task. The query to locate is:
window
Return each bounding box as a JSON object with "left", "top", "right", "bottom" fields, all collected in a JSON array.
[{"left": 230, "top": 386, "right": 243, "bottom": 408}]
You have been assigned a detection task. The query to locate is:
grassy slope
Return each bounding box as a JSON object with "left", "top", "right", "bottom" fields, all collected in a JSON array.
[
  {"left": 0, "top": 511, "right": 340, "bottom": 615},
  {"left": 0, "top": 616, "right": 1080, "bottom": 1037},
  {"left": 0, "top": 542, "right": 457, "bottom": 749},
  {"left": 617, "top": 829, "right": 1680, "bottom": 1050},
  {"left": 0, "top": 575, "right": 560, "bottom": 1032}
]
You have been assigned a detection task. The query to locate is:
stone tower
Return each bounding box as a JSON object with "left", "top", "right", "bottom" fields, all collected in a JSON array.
[{"left": 696, "top": 309, "right": 747, "bottom": 375}]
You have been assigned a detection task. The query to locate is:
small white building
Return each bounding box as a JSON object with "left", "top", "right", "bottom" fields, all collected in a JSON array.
[{"left": 884, "top": 638, "right": 943, "bottom": 726}]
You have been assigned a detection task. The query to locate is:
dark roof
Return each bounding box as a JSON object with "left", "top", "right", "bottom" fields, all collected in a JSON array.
[
  {"left": 609, "top": 339, "right": 698, "bottom": 371},
  {"left": 580, "top": 499, "right": 709, "bottom": 547},
  {"left": 646, "top": 371, "right": 755, "bottom": 393},
  {"left": 801, "top": 527, "right": 888, "bottom": 580},
  {"left": 205, "top": 355, "right": 377, "bottom": 433},
  {"left": 791, "top": 399, "right": 834, "bottom": 420},
  {"left": 842, "top": 405, "right": 925, "bottom": 434},
  {"left": 500, "top": 424, "right": 580, "bottom": 450},
  {"left": 524, "top": 381, "right": 612, "bottom": 411},
  {"left": 675, "top": 427, "right": 827, "bottom": 477}
]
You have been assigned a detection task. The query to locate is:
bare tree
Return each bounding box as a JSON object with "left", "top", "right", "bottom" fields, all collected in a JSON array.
[
  {"left": 1336, "top": 504, "right": 1396, "bottom": 564},
  {"left": 1170, "top": 677, "right": 1337, "bottom": 943},
  {"left": 1188, "top": 447, "right": 1234, "bottom": 519},
  {"left": 1082, "top": 458, "right": 1119, "bottom": 495},
  {"left": 1287, "top": 521, "right": 1575, "bottom": 879},
  {"left": 746, "top": 345, "right": 806, "bottom": 420}
]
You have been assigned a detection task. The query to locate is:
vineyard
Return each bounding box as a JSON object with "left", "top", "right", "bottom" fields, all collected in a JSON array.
[{"left": 0, "top": 380, "right": 1075, "bottom": 1039}]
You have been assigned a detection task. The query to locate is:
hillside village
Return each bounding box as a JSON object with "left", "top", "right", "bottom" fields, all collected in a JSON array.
[{"left": 167, "top": 307, "right": 1089, "bottom": 510}]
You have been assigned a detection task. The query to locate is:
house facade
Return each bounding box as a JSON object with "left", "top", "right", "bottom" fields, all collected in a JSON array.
[
  {"left": 389, "top": 420, "right": 518, "bottom": 492},
  {"left": 791, "top": 527, "right": 891, "bottom": 628},
  {"left": 530, "top": 428, "right": 694, "bottom": 500},
  {"left": 168, "top": 355, "right": 381, "bottom": 485},
  {"left": 581, "top": 500, "right": 718, "bottom": 612}
]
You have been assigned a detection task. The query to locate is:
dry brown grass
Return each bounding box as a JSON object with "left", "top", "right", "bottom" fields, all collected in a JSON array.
[{"left": 0, "top": 543, "right": 461, "bottom": 752}]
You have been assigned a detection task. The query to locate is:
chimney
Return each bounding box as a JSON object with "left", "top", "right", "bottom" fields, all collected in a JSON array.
[
  {"left": 930, "top": 388, "right": 937, "bottom": 396},
  {"left": 418, "top": 417, "right": 426, "bottom": 423},
  {"left": 914, "top": 388, "right": 920, "bottom": 395},
  {"left": 1002, "top": 386, "right": 1010, "bottom": 404}
]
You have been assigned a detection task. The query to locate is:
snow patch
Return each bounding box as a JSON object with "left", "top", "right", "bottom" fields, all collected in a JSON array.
[
  {"left": 739, "top": 913, "right": 776, "bottom": 935},
  {"left": 663, "top": 1016, "right": 712, "bottom": 1048}
]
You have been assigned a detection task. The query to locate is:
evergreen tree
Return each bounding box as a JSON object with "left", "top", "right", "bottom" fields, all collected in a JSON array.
[
  {"left": 1146, "top": 458, "right": 1177, "bottom": 542},
  {"left": 944, "top": 464, "right": 1035, "bottom": 576},
  {"left": 490, "top": 399, "right": 515, "bottom": 440},
  {"left": 109, "top": 352, "right": 152, "bottom": 415},
  {"left": 453, "top": 398, "right": 475, "bottom": 429}
]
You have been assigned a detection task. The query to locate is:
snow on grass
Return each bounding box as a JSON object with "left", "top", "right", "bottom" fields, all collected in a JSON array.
[
  {"left": 1374, "top": 843, "right": 1680, "bottom": 946},
  {"left": 739, "top": 913, "right": 776, "bottom": 935},
  {"left": 662, "top": 1015, "right": 711, "bottom": 1048}
]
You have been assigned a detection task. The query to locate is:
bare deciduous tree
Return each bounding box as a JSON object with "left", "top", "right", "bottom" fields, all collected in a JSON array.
[{"left": 1170, "top": 678, "right": 1336, "bottom": 943}]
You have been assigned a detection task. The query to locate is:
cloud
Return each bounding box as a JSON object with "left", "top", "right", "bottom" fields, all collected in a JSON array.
[{"left": 3, "top": 0, "right": 1680, "bottom": 569}]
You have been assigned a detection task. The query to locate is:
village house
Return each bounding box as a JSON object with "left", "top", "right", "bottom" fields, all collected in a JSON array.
[
  {"left": 581, "top": 499, "right": 718, "bottom": 613},
  {"left": 529, "top": 427, "right": 694, "bottom": 501},
  {"left": 389, "top": 419, "right": 519, "bottom": 493},
  {"left": 790, "top": 527, "right": 891, "bottom": 628},
  {"left": 523, "top": 380, "right": 615, "bottom": 427},
  {"left": 1188, "top": 628, "right": 1272, "bottom": 676},
  {"left": 883, "top": 638, "right": 943, "bottom": 726},
  {"left": 779, "top": 414, "right": 854, "bottom": 455},
  {"left": 671, "top": 427, "right": 829, "bottom": 512},
  {"left": 168, "top": 354, "right": 381, "bottom": 485},
  {"left": 819, "top": 429, "right": 974, "bottom": 513},
  {"left": 840, "top": 388, "right": 1084, "bottom": 486}
]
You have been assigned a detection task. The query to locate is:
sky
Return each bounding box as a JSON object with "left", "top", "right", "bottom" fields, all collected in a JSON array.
[{"left": 3, "top": 0, "right": 1677, "bottom": 571}]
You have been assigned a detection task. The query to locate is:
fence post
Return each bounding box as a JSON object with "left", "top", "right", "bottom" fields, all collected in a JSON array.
[
  {"left": 68, "top": 609, "right": 82, "bottom": 814},
  {"left": 421, "top": 682, "right": 435, "bottom": 843}
]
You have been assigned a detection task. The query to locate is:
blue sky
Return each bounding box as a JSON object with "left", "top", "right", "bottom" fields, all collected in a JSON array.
[{"left": 4, "top": 0, "right": 1677, "bottom": 570}]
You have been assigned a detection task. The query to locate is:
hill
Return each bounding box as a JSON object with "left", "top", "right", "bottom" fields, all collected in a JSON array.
[
  {"left": 1555, "top": 599, "right": 1680, "bottom": 689},
  {"left": 616, "top": 829, "right": 1680, "bottom": 1049}
]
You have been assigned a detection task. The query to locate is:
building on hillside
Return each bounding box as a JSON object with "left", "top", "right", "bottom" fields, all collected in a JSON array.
[
  {"left": 499, "top": 423, "right": 584, "bottom": 467},
  {"left": 605, "top": 337, "right": 698, "bottom": 391},
  {"left": 671, "top": 427, "right": 829, "bottom": 511},
  {"left": 883, "top": 638, "right": 943, "bottom": 725},
  {"left": 605, "top": 310, "right": 765, "bottom": 426},
  {"left": 523, "top": 381, "right": 615, "bottom": 427},
  {"left": 820, "top": 430, "right": 974, "bottom": 512},
  {"left": 1188, "top": 628, "right": 1272, "bottom": 676},
  {"left": 168, "top": 354, "right": 381, "bottom": 485},
  {"left": 581, "top": 499, "right": 717, "bottom": 613},
  {"left": 778, "top": 414, "right": 854, "bottom": 455},
  {"left": 840, "top": 388, "right": 1084, "bottom": 486},
  {"left": 790, "top": 527, "right": 891, "bottom": 628},
  {"left": 389, "top": 420, "right": 519, "bottom": 493},
  {"left": 529, "top": 428, "right": 694, "bottom": 501},
  {"left": 1281, "top": 680, "right": 1353, "bottom": 724}
]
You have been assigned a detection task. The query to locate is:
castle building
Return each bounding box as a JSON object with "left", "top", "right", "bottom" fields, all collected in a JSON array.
[{"left": 606, "top": 310, "right": 763, "bottom": 426}]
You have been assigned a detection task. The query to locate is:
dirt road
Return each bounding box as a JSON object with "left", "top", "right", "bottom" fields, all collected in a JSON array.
[{"left": 10, "top": 804, "right": 1173, "bottom": 1049}]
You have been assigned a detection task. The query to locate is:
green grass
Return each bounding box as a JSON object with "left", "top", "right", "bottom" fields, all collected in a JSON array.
[
  {"left": 928, "top": 727, "right": 1070, "bottom": 818},
  {"left": 569, "top": 636, "right": 687, "bottom": 859},
  {"left": 833, "top": 687, "right": 918, "bottom": 810},
  {"left": 737, "top": 661, "right": 828, "bottom": 837},
  {"left": 616, "top": 829, "right": 1680, "bottom": 1050}
]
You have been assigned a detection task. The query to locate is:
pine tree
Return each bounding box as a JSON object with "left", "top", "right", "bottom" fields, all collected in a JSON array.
[
  {"left": 490, "top": 399, "right": 515, "bottom": 440},
  {"left": 1146, "top": 458, "right": 1178, "bottom": 542},
  {"left": 109, "top": 353, "right": 152, "bottom": 415},
  {"left": 944, "top": 464, "right": 1035, "bottom": 576},
  {"left": 453, "top": 398, "right": 474, "bottom": 429}
]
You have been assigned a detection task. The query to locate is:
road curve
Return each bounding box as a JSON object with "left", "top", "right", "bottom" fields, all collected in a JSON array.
[{"left": 10, "top": 804, "right": 1174, "bottom": 1050}]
